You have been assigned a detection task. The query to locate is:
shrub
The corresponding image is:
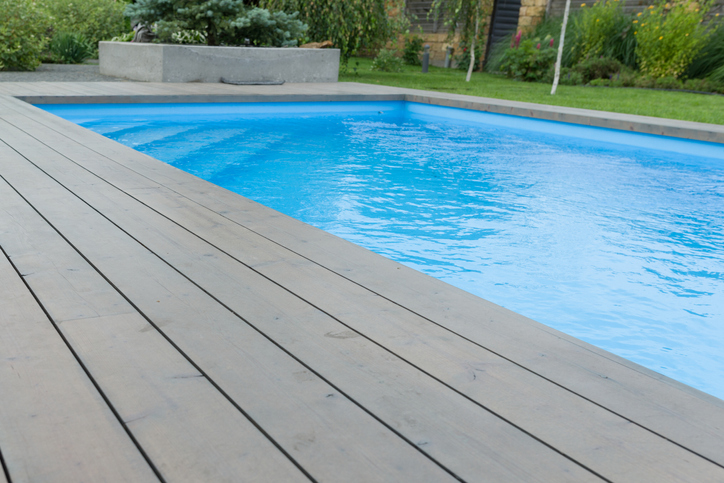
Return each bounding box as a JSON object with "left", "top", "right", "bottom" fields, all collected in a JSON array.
[
  {"left": 226, "top": 8, "right": 307, "bottom": 47},
  {"left": 609, "top": 68, "right": 637, "bottom": 86},
  {"left": 454, "top": 39, "right": 485, "bottom": 70},
  {"left": 371, "top": 48, "right": 403, "bottom": 72},
  {"left": 683, "top": 77, "right": 716, "bottom": 91},
  {"left": 558, "top": 68, "right": 585, "bottom": 85},
  {"left": 573, "top": 56, "right": 625, "bottom": 83},
  {"left": 635, "top": 0, "right": 716, "bottom": 78},
  {"left": 500, "top": 37, "right": 557, "bottom": 81},
  {"left": 634, "top": 74, "right": 657, "bottom": 87},
  {"left": 171, "top": 29, "right": 207, "bottom": 45},
  {"left": 487, "top": 15, "right": 577, "bottom": 73},
  {"left": 589, "top": 77, "right": 611, "bottom": 86},
  {"left": 402, "top": 34, "right": 424, "bottom": 65},
  {"left": 260, "top": 0, "right": 408, "bottom": 63},
  {"left": 41, "top": 0, "right": 128, "bottom": 55},
  {"left": 570, "top": 0, "right": 637, "bottom": 67},
  {"left": 0, "top": 0, "right": 50, "bottom": 71},
  {"left": 111, "top": 31, "right": 135, "bottom": 42},
  {"left": 125, "top": 0, "right": 246, "bottom": 46},
  {"left": 654, "top": 75, "right": 684, "bottom": 89},
  {"left": 553, "top": 56, "right": 634, "bottom": 85},
  {"left": 49, "top": 32, "right": 93, "bottom": 63}
]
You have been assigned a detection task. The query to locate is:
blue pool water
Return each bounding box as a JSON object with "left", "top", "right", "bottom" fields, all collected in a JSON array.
[{"left": 42, "top": 101, "right": 724, "bottom": 400}]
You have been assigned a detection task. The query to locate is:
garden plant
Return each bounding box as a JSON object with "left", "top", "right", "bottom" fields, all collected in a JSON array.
[
  {"left": 339, "top": 56, "right": 724, "bottom": 124},
  {"left": 41, "top": 0, "right": 128, "bottom": 56},
  {"left": 431, "top": 0, "right": 493, "bottom": 79},
  {"left": 125, "top": 0, "right": 307, "bottom": 47},
  {"left": 49, "top": 32, "right": 94, "bottom": 64},
  {"left": 0, "top": 0, "right": 50, "bottom": 70},
  {"left": 487, "top": 0, "right": 723, "bottom": 94},
  {"left": 261, "top": 0, "right": 408, "bottom": 64},
  {"left": 402, "top": 34, "right": 425, "bottom": 66}
]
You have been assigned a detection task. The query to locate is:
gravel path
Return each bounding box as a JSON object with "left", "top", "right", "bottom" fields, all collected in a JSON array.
[{"left": 0, "top": 63, "right": 128, "bottom": 82}]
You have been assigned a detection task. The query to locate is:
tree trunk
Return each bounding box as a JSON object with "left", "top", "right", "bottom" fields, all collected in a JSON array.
[
  {"left": 551, "top": 0, "right": 571, "bottom": 95},
  {"left": 207, "top": 25, "right": 218, "bottom": 46},
  {"left": 466, "top": 15, "right": 480, "bottom": 82}
]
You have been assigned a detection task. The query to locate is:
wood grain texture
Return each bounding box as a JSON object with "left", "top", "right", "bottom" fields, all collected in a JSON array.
[
  {"left": 2, "top": 100, "right": 724, "bottom": 481},
  {"left": 4, "top": 96, "right": 724, "bottom": 448},
  {"left": 0, "top": 204, "right": 157, "bottom": 483},
  {"left": 1, "top": 91, "right": 724, "bottom": 481},
  {"left": 0, "top": 175, "right": 307, "bottom": 483},
  {"left": 0, "top": 125, "right": 461, "bottom": 482},
  {"left": 9, "top": 115, "right": 724, "bottom": 482}
]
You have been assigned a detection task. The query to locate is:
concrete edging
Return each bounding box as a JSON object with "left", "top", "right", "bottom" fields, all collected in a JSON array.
[{"left": 98, "top": 42, "right": 341, "bottom": 83}]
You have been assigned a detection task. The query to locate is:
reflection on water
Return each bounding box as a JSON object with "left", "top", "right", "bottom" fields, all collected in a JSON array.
[{"left": 78, "top": 105, "right": 724, "bottom": 400}]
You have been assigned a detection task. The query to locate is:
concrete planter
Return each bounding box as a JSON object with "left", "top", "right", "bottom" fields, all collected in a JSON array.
[{"left": 99, "top": 42, "right": 340, "bottom": 83}]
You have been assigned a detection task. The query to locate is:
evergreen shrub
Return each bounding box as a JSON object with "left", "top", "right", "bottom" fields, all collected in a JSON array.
[
  {"left": 227, "top": 8, "right": 307, "bottom": 47},
  {"left": 125, "top": 0, "right": 246, "bottom": 46}
]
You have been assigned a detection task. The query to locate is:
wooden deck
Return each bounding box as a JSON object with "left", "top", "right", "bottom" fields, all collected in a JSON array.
[{"left": 1, "top": 82, "right": 723, "bottom": 482}]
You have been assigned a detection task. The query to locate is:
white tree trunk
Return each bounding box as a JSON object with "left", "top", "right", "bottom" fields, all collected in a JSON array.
[
  {"left": 551, "top": 0, "right": 572, "bottom": 95},
  {"left": 466, "top": 15, "right": 480, "bottom": 82}
]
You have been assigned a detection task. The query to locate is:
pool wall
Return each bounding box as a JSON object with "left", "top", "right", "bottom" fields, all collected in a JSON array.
[
  {"left": 41, "top": 100, "right": 724, "bottom": 160},
  {"left": 14, "top": 82, "right": 724, "bottom": 144}
]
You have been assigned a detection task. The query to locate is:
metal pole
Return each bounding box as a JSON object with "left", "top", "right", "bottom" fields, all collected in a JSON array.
[
  {"left": 422, "top": 44, "right": 430, "bottom": 73},
  {"left": 444, "top": 46, "right": 453, "bottom": 68}
]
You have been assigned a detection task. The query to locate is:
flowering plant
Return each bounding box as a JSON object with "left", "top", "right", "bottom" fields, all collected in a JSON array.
[
  {"left": 570, "top": 0, "right": 638, "bottom": 67},
  {"left": 635, "top": 0, "right": 717, "bottom": 78},
  {"left": 500, "top": 36, "right": 557, "bottom": 81}
]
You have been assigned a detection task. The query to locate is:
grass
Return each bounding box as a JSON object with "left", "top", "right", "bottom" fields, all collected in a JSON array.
[{"left": 340, "top": 57, "right": 724, "bottom": 125}]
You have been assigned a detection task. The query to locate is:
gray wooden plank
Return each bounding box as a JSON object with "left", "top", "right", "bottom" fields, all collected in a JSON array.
[
  {"left": 0, "top": 85, "right": 17, "bottom": 96},
  {"left": 0, "top": 83, "right": 48, "bottom": 96},
  {"left": 48, "top": 82, "right": 128, "bottom": 97},
  {"left": 0, "top": 177, "right": 307, "bottom": 482},
  {"left": 5, "top": 94, "right": 724, "bottom": 468},
  {"left": 0, "top": 137, "right": 462, "bottom": 482},
  {"left": 0, "top": 217, "right": 158, "bottom": 483},
  {"left": 0, "top": 110, "right": 601, "bottom": 481},
  {"left": 8, "top": 112, "right": 724, "bottom": 482}
]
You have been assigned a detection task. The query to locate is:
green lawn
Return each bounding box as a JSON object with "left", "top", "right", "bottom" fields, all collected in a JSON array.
[{"left": 340, "top": 57, "right": 724, "bottom": 126}]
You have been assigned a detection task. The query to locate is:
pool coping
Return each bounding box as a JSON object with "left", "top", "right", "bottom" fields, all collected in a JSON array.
[{"left": 1, "top": 81, "right": 722, "bottom": 144}]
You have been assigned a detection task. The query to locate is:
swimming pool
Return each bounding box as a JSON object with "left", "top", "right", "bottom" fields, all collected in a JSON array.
[{"left": 42, "top": 101, "right": 724, "bottom": 399}]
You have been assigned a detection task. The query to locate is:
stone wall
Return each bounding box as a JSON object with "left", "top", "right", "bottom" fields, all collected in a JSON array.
[
  {"left": 518, "top": 0, "right": 549, "bottom": 30},
  {"left": 544, "top": 0, "right": 723, "bottom": 25},
  {"left": 514, "top": 0, "right": 723, "bottom": 36},
  {"left": 402, "top": 0, "right": 494, "bottom": 67}
]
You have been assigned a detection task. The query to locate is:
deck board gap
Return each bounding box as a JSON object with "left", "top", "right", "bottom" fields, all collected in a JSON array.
[
  {"left": 0, "top": 200, "right": 167, "bottom": 483},
  {"left": 0, "top": 111, "right": 608, "bottom": 476},
  {"left": 0, "top": 142, "right": 318, "bottom": 483}
]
